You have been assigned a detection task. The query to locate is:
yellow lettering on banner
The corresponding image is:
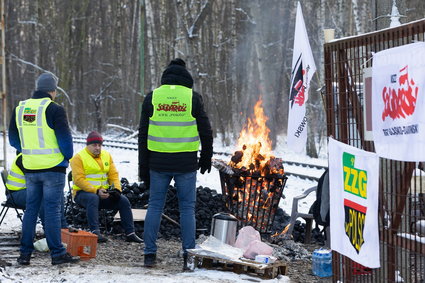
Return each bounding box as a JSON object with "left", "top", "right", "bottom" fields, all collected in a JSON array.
[
  {"left": 358, "top": 171, "right": 367, "bottom": 198},
  {"left": 343, "top": 166, "right": 368, "bottom": 199},
  {"left": 351, "top": 209, "right": 357, "bottom": 247},
  {"left": 357, "top": 212, "right": 365, "bottom": 250},
  {"left": 344, "top": 207, "right": 366, "bottom": 253},
  {"left": 344, "top": 166, "right": 351, "bottom": 193},
  {"left": 351, "top": 169, "right": 359, "bottom": 195}
]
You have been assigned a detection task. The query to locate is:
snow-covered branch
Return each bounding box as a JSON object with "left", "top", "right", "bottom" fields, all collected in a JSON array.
[
  {"left": 9, "top": 53, "right": 73, "bottom": 106},
  {"left": 187, "top": 1, "right": 210, "bottom": 38},
  {"left": 235, "top": 8, "right": 256, "bottom": 25}
]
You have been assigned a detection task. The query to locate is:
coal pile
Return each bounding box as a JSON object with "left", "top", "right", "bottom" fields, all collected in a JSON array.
[
  {"left": 64, "top": 202, "right": 117, "bottom": 233},
  {"left": 195, "top": 186, "right": 228, "bottom": 236},
  {"left": 64, "top": 178, "right": 149, "bottom": 233},
  {"left": 120, "top": 178, "right": 150, "bottom": 208},
  {"left": 65, "top": 178, "right": 228, "bottom": 238},
  {"left": 64, "top": 177, "right": 316, "bottom": 243},
  {"left": 289, "top": 221, "right": 326, "bottom": 245},
  {"left": 157, "top": 185, "right": 228, "bottom": 239}
]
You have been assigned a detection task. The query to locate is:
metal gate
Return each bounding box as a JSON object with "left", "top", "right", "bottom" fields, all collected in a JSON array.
[{"left": 324, "top": 19, "right": 425, "bottom": 283}]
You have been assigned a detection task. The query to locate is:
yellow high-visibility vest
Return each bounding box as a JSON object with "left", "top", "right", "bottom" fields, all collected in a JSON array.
[
  {"left": 148, "top": 85, "right": 199, "bottom": 152},
  {"left": 15, "top": 98, "right": 63, "bottom": 169},
  {"left": 72, "top": 149, "right": 111, "bottom": 192},
  {"left": 6, "top": 153, "right": 26, "bottom": 191}
]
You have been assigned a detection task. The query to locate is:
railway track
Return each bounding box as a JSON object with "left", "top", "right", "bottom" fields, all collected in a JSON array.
[
  {"left": 0, "top": 233, "right": 20, "bottom": 263},
  {"left": 73, "top": 136, "right": 137, "bottom": 150},
  {"left": 73, "top": 137, "right": 326, "bottom": 182}
]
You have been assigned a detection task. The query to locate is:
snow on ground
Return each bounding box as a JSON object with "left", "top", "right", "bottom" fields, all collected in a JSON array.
[
  {"left": 1, "top": 264, "right": 289, "bottom": 283},
  {"left": 0, "top": 134, "right": 326, "bottom": 282}
]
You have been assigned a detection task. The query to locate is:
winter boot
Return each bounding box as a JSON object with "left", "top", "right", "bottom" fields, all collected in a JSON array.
[
  {"left": 144, "top": 253, "right": 156, "bottom": 267},
  {"left": 92, "top": 230, "right": 108, "bottom": 243},
  {"left": 183, "top": 253, "right": 194, "bottom": 271},
  {"left": 17, "top": 253, "right": 31, "bottom": 265}
]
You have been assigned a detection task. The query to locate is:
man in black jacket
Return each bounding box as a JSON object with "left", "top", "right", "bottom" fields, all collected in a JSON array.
[
  {"left": 138, "top": 58, "right": 213, "bottom": 269},
  {"left": 9, "top": 73, "right": 79, "bottom": 265}
]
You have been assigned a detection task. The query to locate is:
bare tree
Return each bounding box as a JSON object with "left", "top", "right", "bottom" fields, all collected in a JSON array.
[{"left": 4, "top": 0, "right": 425, "bottom": 155}]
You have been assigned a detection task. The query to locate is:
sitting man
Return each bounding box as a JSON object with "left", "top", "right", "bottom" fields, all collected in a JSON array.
[
  {"left": 6, "top": 153, "right": 67, "bottom": 228},
  {"left": 70, "top": 131, "right": 143, "bottom": 243}
]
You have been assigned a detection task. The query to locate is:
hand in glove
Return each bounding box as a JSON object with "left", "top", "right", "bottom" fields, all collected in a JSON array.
[
  {"left": 106, "top": 187, "right": 121, "bottom": 202},
  {"left": 139, "top": 166, "right": 150, "bottom": 188},
  {"left": 198, "top": 156, "right": 212, "bottom": 174}
]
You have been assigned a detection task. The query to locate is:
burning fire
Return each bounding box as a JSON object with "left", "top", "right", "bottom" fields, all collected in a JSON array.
[
  {"left": 216, "top": 97, "right": 286, "bottom": 233},
  {"left": 229, "top": 98, "right": 283, "bottom": 176},
  {"left": 271, "top": 224, "right": 291, "bottom": 238}
]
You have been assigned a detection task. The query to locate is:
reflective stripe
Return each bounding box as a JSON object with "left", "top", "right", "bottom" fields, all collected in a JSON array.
[
  {"left": 9, "top": 171, "right": 25, "bottom": 180},
  {"left": 17, "top": 105, "right": 26, "bottom": 148},
  {"left": 17, "top": 105, "right": 25, "bottom": 126},
  {"left": 88, "top": 180, "right": 108, "bottom": 186},
  {"left": 22, "top": 148, "right": 61, "bottom": 155},
  {"left": 37, "top": 106, "right": 44, "bottom": 126},
  {"left": 37, "top": 99, "right": 49, "bottom": 127},
  {"left": 148, "top": 135, "right": 199, "bottom": 143},
  {"left": 35, "top": 99, "right": 49, "bottom": 146},
  {"left": 6, "top": 179, "right": 26, "bottom": 188},
  {"left": 38, "top": 127, "right": 45, "bottom": 148},
  {"left": 18, "top": 128, "right": 26, "bottom": 148},
  {"left": 149, "top": 120, "right": 197, "bottom": 126},
  {"left": 86, "top": 174, "right": 107, "bottom": 179}
]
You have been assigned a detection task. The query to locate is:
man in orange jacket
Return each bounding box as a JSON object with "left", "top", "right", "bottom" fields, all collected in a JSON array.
[{"left": 71, "top": 131, "right": 142, "bottom": 243}]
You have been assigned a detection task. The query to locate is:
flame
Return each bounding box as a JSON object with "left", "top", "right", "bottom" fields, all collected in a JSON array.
[
  {"left": 271, "top": 224, "right": 291, "bottom": 238},
  {"left": 223, "top": 98, "right": 285, "bottom": 231},
  {"left": 231, "top": 98, "right": 273, "bottom": 173}
]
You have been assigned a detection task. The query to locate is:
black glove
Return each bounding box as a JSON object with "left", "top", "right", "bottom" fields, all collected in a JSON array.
[
  {"left": 198, "top": 156, "right": 212, "bottom": 174},
  {"left": 106, "top": 187, "right": 121, "bottom": 202},
  {"left": 139, "top": 166, "right": 150, "bottom": 188}
]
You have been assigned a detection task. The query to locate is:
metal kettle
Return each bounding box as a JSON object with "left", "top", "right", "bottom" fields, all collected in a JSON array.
[{"left": 211, "top": 212, "right": 238, "bottom": 246}]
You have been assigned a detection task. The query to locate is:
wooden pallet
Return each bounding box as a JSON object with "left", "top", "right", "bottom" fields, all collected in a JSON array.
[{"left": 188, "top": 250, "right": 287, "bottom": 279}]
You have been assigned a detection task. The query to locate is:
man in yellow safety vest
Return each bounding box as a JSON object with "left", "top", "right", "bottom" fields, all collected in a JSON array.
[
  {"left": 8, "top": 73, "right": 79, "bottom": 265},
  {"left": 138, "top": 58, "right": 213, "bottom": 269},
  {"left": 71, "top": 131, "right": 143, "bottom": 244}
]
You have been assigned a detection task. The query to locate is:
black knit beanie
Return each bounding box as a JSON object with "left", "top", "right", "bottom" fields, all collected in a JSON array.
[{"left": 160, "top": 58, "right": 194, "bottom": 88}]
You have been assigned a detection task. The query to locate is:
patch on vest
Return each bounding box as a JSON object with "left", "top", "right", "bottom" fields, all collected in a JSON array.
[
  {"left": 23, "top": 108, "right": 36, "bottom": 123},
  {"left": 157, "top": 102, "right": 187, "bottom": 112}
]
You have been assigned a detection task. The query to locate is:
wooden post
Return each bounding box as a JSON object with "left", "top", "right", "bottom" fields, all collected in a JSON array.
[{"left": 0, "top": 0, "right": 7, "bottom": 169}]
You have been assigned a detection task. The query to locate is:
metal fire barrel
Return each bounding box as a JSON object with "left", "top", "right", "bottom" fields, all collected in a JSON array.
[{"left": 211, "top": 212, "right": 238, "bottom": 246}]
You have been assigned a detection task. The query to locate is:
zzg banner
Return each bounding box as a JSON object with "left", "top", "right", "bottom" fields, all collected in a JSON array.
[
  {"left": 329, "top": 138, "right": 380, "bottom": 268},
  {"left": 372, "top": 42, "right": 425, "bottom": 161}
]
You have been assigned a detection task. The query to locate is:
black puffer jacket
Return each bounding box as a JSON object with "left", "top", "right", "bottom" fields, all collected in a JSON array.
[{"left": 138, "top": 60, "right": 213, "bottom": 180}]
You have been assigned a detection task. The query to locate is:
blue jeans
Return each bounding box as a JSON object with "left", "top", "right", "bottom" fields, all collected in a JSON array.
[
  {"left": 7, "top": 190, "right": 68, "bottom": 228},
  {"left": 20, "top": 172, "right": 66, "bottom": 258},
  {"left": 6, "top": 189, "right": 26, "bottom": 209},
  {"left": 74, "top": 190, "right": 135, "bottom": 235},
  {"left": 144, "top": 170, "right": 196, "bottom": 255}
]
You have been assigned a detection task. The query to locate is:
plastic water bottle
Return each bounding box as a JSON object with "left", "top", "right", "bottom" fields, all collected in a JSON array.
[{"left": 312, "top": 248, "right": 333, "bottom": 277}]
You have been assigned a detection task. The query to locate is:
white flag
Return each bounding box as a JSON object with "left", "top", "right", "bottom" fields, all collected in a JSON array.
[
  {"left": 287, "top": 2, "right": 316, "bottom": 153},
  {"left": 328, "top": 138, "right": 380, "bottom": 268},
  {"left": 372, "top": 42, "right": 425, "bottom": 161}
]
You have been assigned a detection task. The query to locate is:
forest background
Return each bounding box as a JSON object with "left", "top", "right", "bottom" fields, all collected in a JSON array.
[{"left": 3, "top": 0, "right": 425, "bottom": 157}]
